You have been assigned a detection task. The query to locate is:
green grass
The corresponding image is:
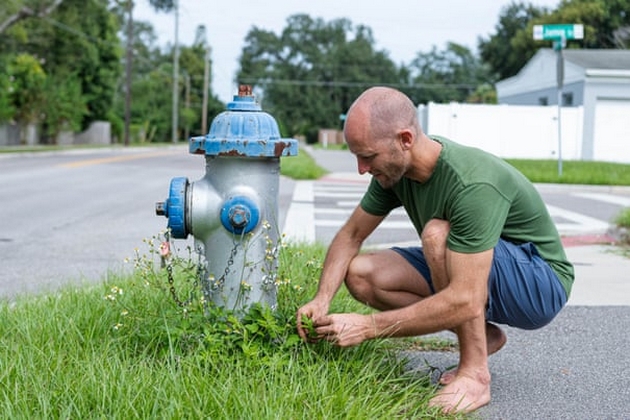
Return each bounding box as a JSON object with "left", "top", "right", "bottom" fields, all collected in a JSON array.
[
  {"left": 281, "top": 148, "right": 328, "bottom": 179},
  {"left": 505, "top": 159, "right": 630, "bottom": 186},
  {"left": 282, "top": 147, "right": 630, "bottom": 185},
  {"left": 0, "top": 243, "right": 460, "bottom": 419},
  {"left": 614, "top": 208, "right": 630, "bottom": 248},
  {"left": 615, "top": 208, "right": 630, "bottom": 229}
]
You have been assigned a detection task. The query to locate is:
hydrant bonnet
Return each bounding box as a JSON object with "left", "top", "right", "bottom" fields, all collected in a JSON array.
[{"left": 190, "top": 86, "right": 298, "bottom": 157}]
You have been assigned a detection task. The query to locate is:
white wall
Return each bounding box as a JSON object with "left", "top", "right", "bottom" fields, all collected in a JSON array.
[{"left": 419, "top": 102, "right": 584, "bottom": 161}]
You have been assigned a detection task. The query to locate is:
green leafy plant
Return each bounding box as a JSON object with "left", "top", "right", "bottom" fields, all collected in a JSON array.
[{"left": 301, "top": 313, "right": 319, "bottom": 340}]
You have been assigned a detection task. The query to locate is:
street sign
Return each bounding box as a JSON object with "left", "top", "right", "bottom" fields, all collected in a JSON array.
[
  {"left": 533, "top": 24, "right": 584, "bottom": 41},
  {"left": 532, "top": 23, "right": 584, "bottom": 177}
]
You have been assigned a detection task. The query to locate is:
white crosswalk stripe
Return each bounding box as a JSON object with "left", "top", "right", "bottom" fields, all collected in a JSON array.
[
  {"left": 546, "top": 204, "right": 610, "bottom": 233},
  {"left": 284, "top": 180, "right": 626, "bottom": 244},
  {"left": 571, "top": 192, "right": 630, "bottom": 207}
]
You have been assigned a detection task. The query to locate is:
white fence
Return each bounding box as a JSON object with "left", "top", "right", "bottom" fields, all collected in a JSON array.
[
  {"left": 419, "top": 102, "right": 585, "bottom": 161},
  {"left": 0, "top": 121, "right": 111, "bottom": 146}
]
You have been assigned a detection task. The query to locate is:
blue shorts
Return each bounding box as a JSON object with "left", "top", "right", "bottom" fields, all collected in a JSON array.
[{"left": 392, "top": 240, "right": 568, "bottom": 330}]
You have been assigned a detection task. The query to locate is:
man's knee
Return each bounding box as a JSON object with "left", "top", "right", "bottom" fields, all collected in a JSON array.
[{"left": 345, "top": 254, "right": 376, "bottom": 301}]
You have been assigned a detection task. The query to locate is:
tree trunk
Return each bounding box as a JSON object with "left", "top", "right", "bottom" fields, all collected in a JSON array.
[{"left": 0, "top": 0, "right": 65, "bottom": 34}]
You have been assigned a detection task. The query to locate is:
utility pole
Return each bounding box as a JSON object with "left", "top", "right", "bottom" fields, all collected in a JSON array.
[
  {"left": 201, "top": 46, "right": 210, "bottom": 134},
  {"left": 124, "top": 0, "right": 133, "bottom": 146},
  {"left": 171, "top": 0, "right": 180, "bottom": 143},
  {"left": 184, "top": 72, "right": 190, "bottom": 140}
]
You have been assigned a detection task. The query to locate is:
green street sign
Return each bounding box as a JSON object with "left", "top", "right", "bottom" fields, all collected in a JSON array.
[{"left": 533, "top": 24, "right": 584, "bottom": 41}]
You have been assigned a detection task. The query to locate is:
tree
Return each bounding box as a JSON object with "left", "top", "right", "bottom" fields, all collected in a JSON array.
[
  {"left": 0, "top": 57, "right": 15, "bottom": 123},
  {"left": 7, "top": 53, "right": 46, "bottom": 142},
  {"left": 4, "top": 0, "right": 122, "bottom": 131},
  {"left": 112, "top": 22, "right": 223, "bottom": 142},
  {"left": 0, "top": 0, "right": 64, "bottom": 34},
  {"left": 177, "top": 25, "right": 224, "bottom": 138},
  {"left": 478, "top": 1, "right": 549, "bottom": 81},
  {"left": 404, "top": 42, "right": 492, "bottom": 104},
  {"left": 532, "top": 0, "right": 630, "bottom": 48},
  {"left": 115, "top": 0, "right": 175, "bottom": 144},
  {"left": 480, "top": 0, "right": 630, "bottom": 81},
  {"left": 237, "top": 14, "right": 400, "bottom": 140},
  {"left": 41, "top": 75, "right": 87, "bottom": 142}
]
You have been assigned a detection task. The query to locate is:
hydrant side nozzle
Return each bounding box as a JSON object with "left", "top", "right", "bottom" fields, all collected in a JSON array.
[{"left": 157, "top": 177, "right": 190, "bottom": 239}]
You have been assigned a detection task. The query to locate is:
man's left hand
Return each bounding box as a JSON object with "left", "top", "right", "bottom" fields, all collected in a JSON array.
[{"left": 315, "top": 313, "right": 375, "bottom": 347}]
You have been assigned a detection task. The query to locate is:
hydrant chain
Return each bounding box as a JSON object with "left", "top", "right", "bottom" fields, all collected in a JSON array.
[{"left": 210, "top": 241, "right": 239, "bottom": 291}]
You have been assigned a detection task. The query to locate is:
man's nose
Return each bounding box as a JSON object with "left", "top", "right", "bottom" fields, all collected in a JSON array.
[{"left": 357, "top": 158, "right": 370, "bottom": 175}]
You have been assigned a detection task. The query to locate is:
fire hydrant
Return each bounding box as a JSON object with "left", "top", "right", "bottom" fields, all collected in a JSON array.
[{"left": 155, "top": 85, "right": 298, "bottom": 311}]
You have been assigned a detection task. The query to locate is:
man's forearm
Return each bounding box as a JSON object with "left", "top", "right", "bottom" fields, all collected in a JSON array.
[
  {"left": 314, "top": 227, "right": 362, "bottom": 303},
  {"left": 372, "top": 291, "right": 483, "bottom": 339}
]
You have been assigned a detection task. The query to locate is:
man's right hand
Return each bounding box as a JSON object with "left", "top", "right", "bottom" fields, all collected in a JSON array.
[{"left": 296, "top": 299, "right": 329, "bottom": 342}]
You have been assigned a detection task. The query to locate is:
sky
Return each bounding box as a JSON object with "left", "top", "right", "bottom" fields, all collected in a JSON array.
[{"left": 134, "top": 0, "right": 562, "bottom": 104}]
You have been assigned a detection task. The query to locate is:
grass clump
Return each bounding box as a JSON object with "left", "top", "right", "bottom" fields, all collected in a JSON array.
[
  {"left": 614, "top": 208, "right": 630, "bottom": 249},
  {"left": 281, "top": 149, "right": 328, "bottom": 180},
  {"left": 0, "top": 240, "right": 457, "bottom": 419},
  {"left": 615, "top": 208, "right": 630, "bottom": 229},
  {"left": 506, "top": 159, "right": 630, "bottom": 185}
]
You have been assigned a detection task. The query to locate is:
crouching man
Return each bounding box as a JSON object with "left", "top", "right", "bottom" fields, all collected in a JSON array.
[{"left": 296, "top": 87, "right": 574, "bottom": 414}]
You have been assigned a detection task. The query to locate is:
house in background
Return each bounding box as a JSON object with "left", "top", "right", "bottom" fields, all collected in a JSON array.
[{"left": 496, "top": 49, "right": 630, "bottom": 162}]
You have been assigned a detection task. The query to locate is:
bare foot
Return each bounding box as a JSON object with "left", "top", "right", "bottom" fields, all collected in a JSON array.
[
  {"left": 439, "top": 323, "right": 506, "bottom": 385},
  {"left": 429, "top": 373, "right": 491, "bottom": 414}
]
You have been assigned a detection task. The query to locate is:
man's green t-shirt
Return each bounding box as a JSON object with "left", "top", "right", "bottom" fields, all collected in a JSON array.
[{"left": 360, "top": 136, "right": 575, "bottom": 297}]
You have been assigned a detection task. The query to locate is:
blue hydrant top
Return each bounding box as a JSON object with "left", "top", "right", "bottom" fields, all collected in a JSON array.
[{"left": 189, "top": 85, "right": 298, "bottom": 157}]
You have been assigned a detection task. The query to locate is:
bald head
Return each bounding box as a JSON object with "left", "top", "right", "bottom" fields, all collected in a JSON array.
[{"left": 344, "top": 87, "right": 419, "bottom": 143}]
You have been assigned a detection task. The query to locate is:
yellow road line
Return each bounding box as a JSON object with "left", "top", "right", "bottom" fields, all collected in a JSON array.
[{"left": 60, "top": 150, "right": 180, "bottom": 168}]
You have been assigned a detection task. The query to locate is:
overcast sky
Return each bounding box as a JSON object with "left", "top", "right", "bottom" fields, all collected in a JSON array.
[{"left": 134, "top": 0, "right": 562, "bottom": 104}]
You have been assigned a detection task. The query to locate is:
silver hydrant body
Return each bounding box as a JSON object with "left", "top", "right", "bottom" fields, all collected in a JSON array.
[{"left": 156, "top": 86, "right": 298, "bottom": 311}]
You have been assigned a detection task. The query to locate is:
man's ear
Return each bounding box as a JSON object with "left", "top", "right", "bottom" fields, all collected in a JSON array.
[{"left": 399, "top": 129, "right": 413, "bottom": 150}]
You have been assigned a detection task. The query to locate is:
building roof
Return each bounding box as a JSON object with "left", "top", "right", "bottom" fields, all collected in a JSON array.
[{"left": 562, "top": 49, "right": 630, "bottom": 70}]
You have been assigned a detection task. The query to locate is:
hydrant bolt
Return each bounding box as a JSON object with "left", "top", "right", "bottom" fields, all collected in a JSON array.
[
  {"left": 155, "top": 201, "right": 166, "bottom": 216},
  {"left": 229, "top": 205, "right": 250, "bottom": 228}
]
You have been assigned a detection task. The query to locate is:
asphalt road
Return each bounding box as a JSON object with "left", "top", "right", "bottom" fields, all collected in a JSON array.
[
  {"left": 1, "top": 145, "right": 628, "bottom": 297},
  {"left": 0, "top": 146, "right": 198, "bottom": 296},
  {"left": 0, "top": 146, "right": 299, "bottom": 297}
]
